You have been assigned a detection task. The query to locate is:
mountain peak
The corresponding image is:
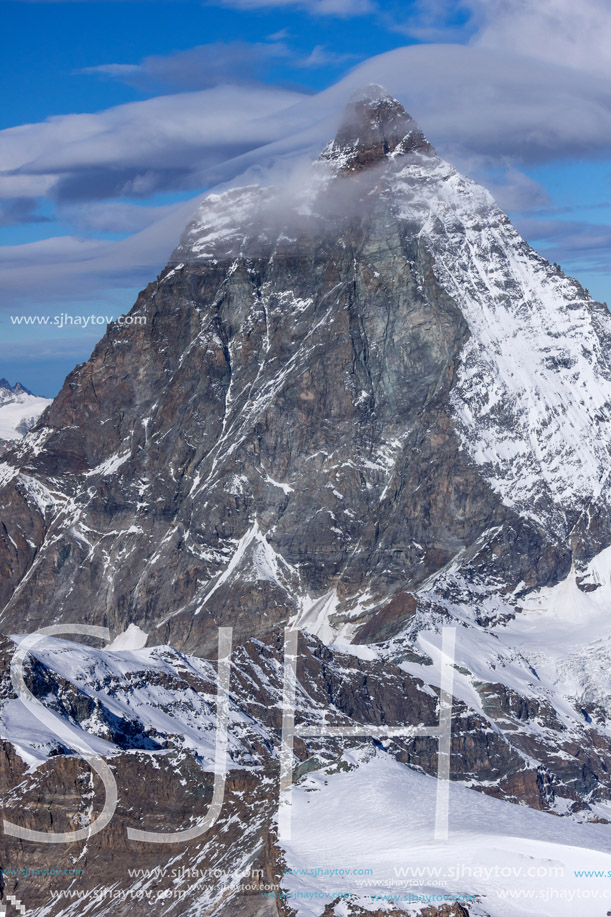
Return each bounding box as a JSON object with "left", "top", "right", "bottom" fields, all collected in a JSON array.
[
  {"left": 0, "top": 377, "right": 34, "bottom": 396},
  {"left": 347, "top": 82, "right": 395, "bottom": 105},
  {"left": 320, "top": 83, "right": 434, "bottom": 172}
]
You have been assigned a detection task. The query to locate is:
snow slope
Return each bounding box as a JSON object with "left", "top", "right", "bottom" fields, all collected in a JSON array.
[
  {"left": 397, "top": 542, "right": 611, "bottom": 739},
  {"left": 281, "top": 749, "right": 611, "bottom": 917},
  {"left": 0, "top": 382, "right": 50, "bottom": 443},
  {"left": 0, "top": 635, "right": 268, "bottom": 769},
  {"left": 389, "top": 155, "right": 611, "bottom": 534}
]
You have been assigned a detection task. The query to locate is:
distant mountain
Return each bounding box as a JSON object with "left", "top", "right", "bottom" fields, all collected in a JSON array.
[
  {"left": 0, "top": 378, "right": 34, "bottom": 397},
  {"left": 0, "top": 378, "right": 51, "bottom": 448},
  {"left": 2, "top": 86, "right": 611, "bottom": 916}
]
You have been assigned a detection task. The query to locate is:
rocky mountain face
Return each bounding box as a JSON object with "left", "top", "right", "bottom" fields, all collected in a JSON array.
[
  {"left": 2, "top": 86, "right": 611, "bottom": 917},
  {"left": 0, "top": 379, "right": 50, "bottom": 454}
]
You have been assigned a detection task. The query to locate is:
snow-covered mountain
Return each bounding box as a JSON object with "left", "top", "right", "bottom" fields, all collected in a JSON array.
[
  {"left": 1, "top": 86, "right": 611, "bottom": 917},
  {"left": 0, "top": 377, "right": 50, "bottom": 448}
]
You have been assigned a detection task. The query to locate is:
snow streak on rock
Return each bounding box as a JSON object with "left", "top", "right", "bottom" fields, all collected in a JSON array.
[{"left": 392, "top": 158, "right": 611, "bottom": 532}]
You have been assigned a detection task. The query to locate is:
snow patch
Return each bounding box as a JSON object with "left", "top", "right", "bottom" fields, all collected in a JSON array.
[{"left": 105, "top": 623, "right": 149, "bottom": 651}]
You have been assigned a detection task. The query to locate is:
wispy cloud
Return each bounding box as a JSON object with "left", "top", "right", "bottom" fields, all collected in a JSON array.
[
  {"left": 390, "top": 0, "right": 611, "bottom": 78},
  {"left": 267, "top": 28, "right": 291, "bottom": 40},
  {"left": 0, "top": 198, "right": 197, "bottom": 303},
  {"left": 0, "top": 84, "right": 307, "bottom": 205},
  {"left": 6, "top": 39, "right": 611, "bottom": 217},
  {"left": 296, "top": 45, "right": 356, "bottom": 68},
  {"left": 60, "top": 200, "right": 182, "bottom": 235},
  {"left": 514, "top": 214, "right": 611, "bottom": 289},
  {"left": 472, "top": 0, "right": 611, "bottom": 78},
  {"left": 13, "top": 0, "right": 376, "bottom": 10},
  {"left": 79, "top": 41, "right": 294, "bottom": 91},
  {"left": 215, "top": 0, "right": 376, "bottom": 15},
  {"left": 11, "top": 0, "right": 193, "bottom": 3},
  {"left": 16, "top": 0, "right": 375, "bottom": 8},
  {"left": 438, "top": 151, "right": 552, "bottom": 212},
  {"left": 339, "top": 44, "right": 611, "bottom": 163},
  {"left": 386, "top": 0, "right": 476, "bottom": 42}
]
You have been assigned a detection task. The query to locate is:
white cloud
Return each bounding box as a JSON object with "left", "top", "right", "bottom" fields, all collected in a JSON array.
[
  {"left": 437, "top": 150, "right": 552, "bottom": 212},
  {"left": 60, "top": 200, "right": 182, "bottom": 234},
  {"left": 296, "top": 45, "right": 355, "bottom": 68},
  {"left": 3, "top": 40, "right": 611, "bottom": 305},
  {"left": 12, "top": 0, "right": 192, "bottom": 3},
  {"left": 81, "top": 63, "right": 141, "bottom": 79},
  {"left": 472, "top": 0, "right": 611, "bottom": 78},
  {"left": 6, "top": 6, "right": 611, "bottom": 214},
  {"left": 0, "top": 84, "right": 307, "bottom": 203},
  {"left": 0, "top": 198, "right": 198, "bottom": 302},
  {"left": 15, "top": 0, "right": 374, "bottom": 7},
  {"left": 78, "top": 41, "right": 294, "bottom": 91},
  {"left": 338, "top": 44, "right": 611, "bottom": 163},
  {"left": 513, "top": 214, "right": 611, "bottom": 291},
  {"left": 387, "top": 0, "right": 476, "bottom": 42}
]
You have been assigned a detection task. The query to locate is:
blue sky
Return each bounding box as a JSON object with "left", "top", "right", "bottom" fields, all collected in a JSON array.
[{"left": 3, "top": 0, "right": 611, "bottom": 395}]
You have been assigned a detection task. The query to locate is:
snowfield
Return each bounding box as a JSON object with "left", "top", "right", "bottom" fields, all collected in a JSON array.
[
  {"left": 281, "top": 749, "right": 611, "bottom": 917},
  {"left": 0, "top": 391, "right": 50, "bottom": 444}
]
